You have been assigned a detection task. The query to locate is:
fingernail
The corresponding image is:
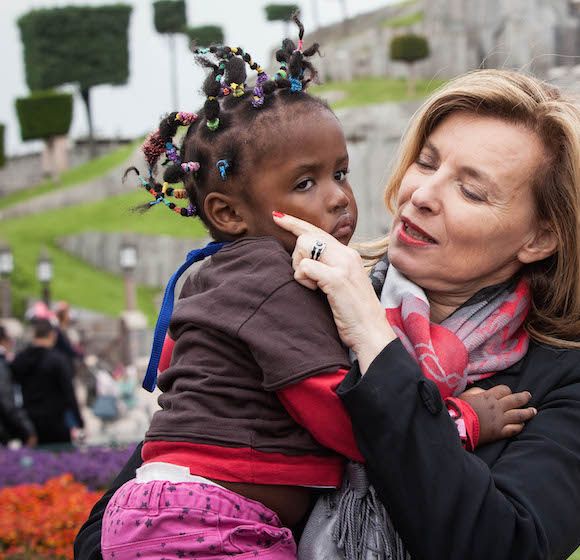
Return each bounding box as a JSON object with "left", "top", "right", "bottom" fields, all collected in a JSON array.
[
  {"left": 272, "top": 211, "right": 285, "bottom": 218},
  {"left": 532, "top": 407, "right": 538, "bottom": 415}
]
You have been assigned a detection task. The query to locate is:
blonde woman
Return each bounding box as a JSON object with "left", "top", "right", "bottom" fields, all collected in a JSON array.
[{"left": 275, "top": 69, "right": 580, "bottom": 560}]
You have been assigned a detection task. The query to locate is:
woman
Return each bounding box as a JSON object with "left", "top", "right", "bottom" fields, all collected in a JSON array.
[
  {"left": 74, "top": 69, "right": 580, "bottom": 560},
  {"left": 273, "top": 69, "right": 580, "bottom": 559}
]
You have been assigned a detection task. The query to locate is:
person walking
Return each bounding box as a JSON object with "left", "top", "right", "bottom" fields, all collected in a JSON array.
[{"left": 11, "top": 319, "right": 84, "bottom": 446}]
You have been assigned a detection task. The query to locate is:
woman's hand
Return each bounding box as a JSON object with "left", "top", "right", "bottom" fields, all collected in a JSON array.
[{"left": 273, "top": 212, "right": 396, "bottom": 372}]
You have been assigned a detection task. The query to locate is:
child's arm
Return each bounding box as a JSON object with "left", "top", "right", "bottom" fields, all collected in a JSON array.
[
  {"left": 277, "top": 369, "right": 365, "bottom": 463},
  {"left": 448, "top": 385, "right": 537, "bottom": 449}
]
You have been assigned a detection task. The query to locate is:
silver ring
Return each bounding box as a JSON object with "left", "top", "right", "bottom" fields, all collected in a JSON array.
[{"left": 310, "top": 240, "right": 327, "bottom": 261}]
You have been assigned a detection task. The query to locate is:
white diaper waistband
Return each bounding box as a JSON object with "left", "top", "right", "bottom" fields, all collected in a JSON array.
[{"left": 136, "top": 462, "right": 225, "bottom": 489}]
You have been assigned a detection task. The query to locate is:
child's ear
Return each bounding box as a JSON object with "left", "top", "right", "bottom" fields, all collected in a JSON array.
[{"left": 203, "top": 192, "right": 248, "bottom": 236}]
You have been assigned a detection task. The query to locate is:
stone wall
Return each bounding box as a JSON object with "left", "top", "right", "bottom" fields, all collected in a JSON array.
[{"left": 308, "top": 0, "right": 580, "bottom": 81}]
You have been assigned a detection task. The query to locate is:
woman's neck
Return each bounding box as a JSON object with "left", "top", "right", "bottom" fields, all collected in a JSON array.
[{"left": 426, "top": 291, "right": 473, "bottom": 324}]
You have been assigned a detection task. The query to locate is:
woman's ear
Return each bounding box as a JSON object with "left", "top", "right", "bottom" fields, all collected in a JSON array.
[
  {"left": 203, "top": 192, "right": 248, "bottom": 237},
  {"left": 517, "top": 225, "right": 558, "bottom": 264}
]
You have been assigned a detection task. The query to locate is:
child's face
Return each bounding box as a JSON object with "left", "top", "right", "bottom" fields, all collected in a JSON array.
[{"left": 239, "top": 107, "right": 357, "bottom": 251}]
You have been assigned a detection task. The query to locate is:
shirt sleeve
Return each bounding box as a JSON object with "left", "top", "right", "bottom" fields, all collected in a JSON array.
[
  {"left": 277, "top": 369, "right": 364, "bottom": 462},
  {"left": 238, "top": 281, "right": 351, "bottom": 391},
  {"left": 338, "top": 339, "right": 580, "bottom": 560}
]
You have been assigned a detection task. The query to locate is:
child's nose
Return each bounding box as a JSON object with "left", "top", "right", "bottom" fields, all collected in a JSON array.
[{"left": 327, "top": 182, "right": 350, "bottom": 210}]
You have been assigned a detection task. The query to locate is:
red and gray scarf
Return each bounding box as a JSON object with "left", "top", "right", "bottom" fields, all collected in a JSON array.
[
  {"left": 370, "top": 255, "right": 531, "bottom": 398},
  {"left": 322, "top": 256, "right": 533, "bottom": 560}
]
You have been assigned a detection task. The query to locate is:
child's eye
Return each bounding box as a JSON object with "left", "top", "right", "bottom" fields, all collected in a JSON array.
[
  {"left": 295, "top": 179, "right": 314, "bottom": 192},
  {"left": 334, "top": 169, "right": 349, "bottom": 182}
]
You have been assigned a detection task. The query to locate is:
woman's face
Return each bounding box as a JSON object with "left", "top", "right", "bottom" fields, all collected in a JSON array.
[{"left": 388, "top": 112, "right": 555, "bottom": 298}]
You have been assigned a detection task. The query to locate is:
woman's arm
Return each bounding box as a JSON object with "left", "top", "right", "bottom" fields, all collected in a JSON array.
[
  {"left": 74, "top": 442, "right": 144, "bottom": 560},
  {"left": 338, "top": 340, "right": 580, "bottom": 560},
  {"left": 272, "top": 212, "right": 396, "bottom": 371}
]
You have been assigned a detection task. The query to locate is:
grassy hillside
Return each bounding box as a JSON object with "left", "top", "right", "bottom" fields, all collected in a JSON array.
[
  {"left": 312, "top": 77, "right": 446, "bottom": 109},
  {"left": 1, "top": 190, "right": 207, "bottom": 322},
  {"left": 0, "top": 141, "right": 139, "bottom": 211}
]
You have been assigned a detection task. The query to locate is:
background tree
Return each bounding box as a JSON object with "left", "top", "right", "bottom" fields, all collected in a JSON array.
[
  {"left": 184, "top": 25, "right": 224, "bottom": 48},
  {"left": 153, "top": 0, "right": 187, "bottom": 110},
  {"left": 264, "top": 4, "right": 300, "bottom": 35},
  {"left": 15, "top": 91, "right": 73, "bottom": 179},
  {"left": 390, "top": 34, "right": 430, "bottom": 97},
  {"left": 18, "top": 5, "right": 132, "bottom": 157}
]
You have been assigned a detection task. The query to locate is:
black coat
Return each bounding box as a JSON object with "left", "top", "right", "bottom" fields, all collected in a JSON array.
[
  {"left": 11, "top": 345, "right": 84, "bottom": 443},
  {"left": 74, "top": 340, "right": 580, "bottom": 560},
  {"left": 0, "top": 353, "right": 35, "bottom": 444},
  {"left": 338, "top": 338, "right": 580, "bottom": 560}
]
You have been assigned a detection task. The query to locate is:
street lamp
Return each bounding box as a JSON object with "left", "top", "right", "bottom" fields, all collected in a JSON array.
[
  {"left": 36, "top": 250, "right": 53, "bottom": 307},
  {"left": 119, "top": 242, "right": 138, "bottom": 312},
  {"left": 0, "top": 244, "right": 14, "bottom": 318}
]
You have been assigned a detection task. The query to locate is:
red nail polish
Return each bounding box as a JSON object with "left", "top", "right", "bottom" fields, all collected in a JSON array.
[{"left": 272, "top": 211, "right": 285, "bottom": 218}]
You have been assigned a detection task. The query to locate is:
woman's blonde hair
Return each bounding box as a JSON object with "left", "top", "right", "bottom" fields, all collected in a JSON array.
[{"left": 362, "top": 69, "right": 580, "bottom": 348}]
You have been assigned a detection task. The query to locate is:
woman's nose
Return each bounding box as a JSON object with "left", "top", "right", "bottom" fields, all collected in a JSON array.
[{"left": 409, "top": 175, "right": 443, "bottom": 214}]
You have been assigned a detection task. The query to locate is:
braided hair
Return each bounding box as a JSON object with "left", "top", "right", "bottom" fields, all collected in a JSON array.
[{"left": 131, "top": 14, "right": 331, "bottom": 239}]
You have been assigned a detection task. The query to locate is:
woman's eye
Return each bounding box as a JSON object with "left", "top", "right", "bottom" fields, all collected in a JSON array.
[
  {"left": 461, "top": 185, "right": 486, "bottom": 202},
  {"left": 416, "top": 158, "right": 435, "bottom": 169},
  {"left": 334, "top": 169, "right": 349, "bottom": 182},
  {"left": 295, "top": 179, "right": 314, "bottom": 192}
]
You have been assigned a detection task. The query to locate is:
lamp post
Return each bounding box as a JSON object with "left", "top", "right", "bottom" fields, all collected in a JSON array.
[
  {"left": 0, "top": 244, "right": 14, "bottom": 318},
  {"left": 119, "top": 242, "right": 138, "bottom": 312},
  {"left": 36, "top": 250, "right": 53, "bottom": 307}
]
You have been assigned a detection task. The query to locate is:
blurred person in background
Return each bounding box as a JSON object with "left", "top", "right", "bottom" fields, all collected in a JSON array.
[
  {"left": 0, "top": 325, "right": 37, "bottom": 447},
  {"left": 10, "top": 319, "right": 84, "bottom": 446},
  {"left": 54, "top": 300, "right": 84, "bottom": 376}
]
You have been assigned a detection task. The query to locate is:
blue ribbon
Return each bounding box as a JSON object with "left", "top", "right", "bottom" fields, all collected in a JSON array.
[{"left": 142, "top": 241, "right": 227, "bottom": 392}]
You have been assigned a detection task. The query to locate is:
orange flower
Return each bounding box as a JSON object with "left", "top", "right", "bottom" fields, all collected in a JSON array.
[{"left": 0, "top": 475, "right": 102, "bottom": 560}]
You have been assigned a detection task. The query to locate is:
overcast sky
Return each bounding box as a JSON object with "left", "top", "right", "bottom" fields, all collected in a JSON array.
[{"left": 0, "top": 0, "right": 395, "bottom": 156}]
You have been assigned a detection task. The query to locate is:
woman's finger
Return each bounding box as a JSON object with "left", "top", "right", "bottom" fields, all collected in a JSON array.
[
  {"left": 294, "top": 263, "right": 319, "bottom": 291},
  {"left": 272, "top": 211, "right": 326, "bottom": 238}
]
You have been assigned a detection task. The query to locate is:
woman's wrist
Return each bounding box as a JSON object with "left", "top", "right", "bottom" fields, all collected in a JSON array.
[{"left": 354, "top": 321, "right": 397, "bottom": 375}]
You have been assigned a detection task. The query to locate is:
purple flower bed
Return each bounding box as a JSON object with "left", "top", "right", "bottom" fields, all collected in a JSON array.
[{"left": 0, "top": 445, "right": 135, "bottom": 490}]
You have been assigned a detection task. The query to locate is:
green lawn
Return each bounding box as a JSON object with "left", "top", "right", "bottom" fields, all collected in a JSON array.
[
  {"left": 570, "top": 548, "right": 580, "bottom": 560},
  {"left": 311, "top": 77, "right": 446, "bottom": 109},
  {"left": 0, "top": 140, "right": 140, "bottom": 210},
  {"left": 0, "top": 190, "right": 207, "bottom": 322}
]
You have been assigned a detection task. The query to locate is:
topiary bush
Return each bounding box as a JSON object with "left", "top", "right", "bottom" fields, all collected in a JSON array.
[
  {"left": 390, "top": 33, "right": 430, "bottom": 64},
  {"left": 153, "top": 0, "right": 186, "bottom": 34},
  {"left": 18, "top": 5, "right": 132, "bottom": 153},
  {"left": 184, "top": 25, "right": 224, "bottom": 47},
  {"left": 264, "top": 4, "right": 299, "bottom": 21},
  {"left": 15, "top": 91, "right": 73, "bottom": 141},
  {"left": 0, "top": 124, "right": 5, "bottom": 168},
  {"left": 18, "top": 5, "right": 132, "bottom": 92}
]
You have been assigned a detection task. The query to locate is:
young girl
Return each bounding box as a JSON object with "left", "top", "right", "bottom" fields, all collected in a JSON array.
[{"left": 100, "top": 18, "right": 535, "bottom": 560}]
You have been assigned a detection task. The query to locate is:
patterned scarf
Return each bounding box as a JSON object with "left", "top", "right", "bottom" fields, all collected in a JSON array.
[
  {"left": 314, "top": 256, "right": 533, "bottom": 560},
  {"left": 369, "top": 253, "right": 531, "bottom": 398}
]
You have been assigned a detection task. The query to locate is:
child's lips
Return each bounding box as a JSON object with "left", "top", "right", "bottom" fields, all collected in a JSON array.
[{"left": 331, "top": 214, "right": 355, "bottom": 242}]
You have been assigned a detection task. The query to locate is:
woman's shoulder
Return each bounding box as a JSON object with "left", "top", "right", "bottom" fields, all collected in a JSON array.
[{"left": 519, "top": 340, "right": 580, "bottom": 387}]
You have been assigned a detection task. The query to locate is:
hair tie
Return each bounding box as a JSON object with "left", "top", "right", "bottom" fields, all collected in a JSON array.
[
  {"left": 165, "top": 141, "right": 181, "bottom": 164},
  {"left": 176, "top": 112, "right": 198, "bottom": 125},
  {"left": 207, "top": 118, "right": 220, "bottom": 131},
  {"left": 181, "top": 161, "right": 200, "bottom": 173},
  {"left": 290, "top": 77, "right": 302, "bottom": 92},
  {"left": 216, "top": 159, "right": 229, "bottom": 181},
  {"left": 230, "top": 82, "right": 245, "bottom": 98}
]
